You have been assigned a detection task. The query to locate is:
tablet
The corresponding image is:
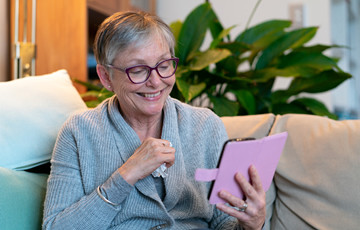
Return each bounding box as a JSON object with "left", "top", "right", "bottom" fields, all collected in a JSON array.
[{"left": 195, "top": 132, "right": 288, "bottom": 204}]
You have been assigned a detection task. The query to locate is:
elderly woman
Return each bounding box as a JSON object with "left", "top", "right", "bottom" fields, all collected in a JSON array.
[{"left": 43, "top": 11, "right": 266, "bottom": 230}]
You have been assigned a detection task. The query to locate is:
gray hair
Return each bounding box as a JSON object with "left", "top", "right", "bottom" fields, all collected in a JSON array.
[{"left": 94, "top": 11, "right": 176, "bottom": 66}]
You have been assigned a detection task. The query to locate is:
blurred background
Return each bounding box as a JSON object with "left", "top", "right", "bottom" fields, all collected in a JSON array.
[{"left": 0, "top": 0, "right": 358, "bottom": 119}]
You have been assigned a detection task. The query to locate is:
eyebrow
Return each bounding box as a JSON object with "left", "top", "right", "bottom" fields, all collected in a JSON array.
[{"left": 124, "top": 53, "right": 172, "bottom": 66}]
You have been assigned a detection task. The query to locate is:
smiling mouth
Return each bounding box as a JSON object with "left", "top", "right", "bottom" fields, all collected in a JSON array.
[{"left": 138, "top": 91, "right": 161, "bottom": 98}]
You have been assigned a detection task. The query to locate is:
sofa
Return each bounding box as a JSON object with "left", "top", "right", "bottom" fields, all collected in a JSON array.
[{"left": 1, "top": 70, "right": 359, "bottom": 230}]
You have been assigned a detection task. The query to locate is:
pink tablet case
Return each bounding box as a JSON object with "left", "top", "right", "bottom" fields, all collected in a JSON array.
[{"left": 195, "top": 132, "right": 288, "bottom": 204}]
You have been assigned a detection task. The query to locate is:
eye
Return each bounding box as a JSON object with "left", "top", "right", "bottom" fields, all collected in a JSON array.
[
  {"left": 128, "top": 66, "right": 148, "bottom": 75},
  {"left": 158, "top": 61, "right": 171, "bottom": 70}
]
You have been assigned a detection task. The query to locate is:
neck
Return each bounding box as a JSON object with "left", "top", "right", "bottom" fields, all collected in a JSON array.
[{"left": 119, "top": 106, "right": 163, "bottom": 142}]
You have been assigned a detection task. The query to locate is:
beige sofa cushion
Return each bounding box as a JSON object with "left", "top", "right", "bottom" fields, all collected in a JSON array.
[
  {"left": 269, "top": 114, "right": 360, "bottom": 229},
  {"left": 221, "top": 113, "right": 275, "bottom": 139}
]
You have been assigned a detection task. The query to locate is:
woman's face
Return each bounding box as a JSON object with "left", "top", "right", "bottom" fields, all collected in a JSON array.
[{"left": 109, "top": 34, "right": 175, "bottom": 120}]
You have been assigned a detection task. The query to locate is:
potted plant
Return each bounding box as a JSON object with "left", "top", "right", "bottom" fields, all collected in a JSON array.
[
  {"left": 78, "top": 1, "right": 351, "bottom": 119},
  {"left": 170, "top": 1, "right": 351, "bottom": 119}
]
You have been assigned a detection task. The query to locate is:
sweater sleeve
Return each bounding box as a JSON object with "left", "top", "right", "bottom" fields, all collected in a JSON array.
[{"left": 42, "top": 122, "right": 133, "bottom": 230}]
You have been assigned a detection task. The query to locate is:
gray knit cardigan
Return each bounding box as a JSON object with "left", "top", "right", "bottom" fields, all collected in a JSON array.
[{"left": 42, "top": 96, "right": 240, "bottom": 230}]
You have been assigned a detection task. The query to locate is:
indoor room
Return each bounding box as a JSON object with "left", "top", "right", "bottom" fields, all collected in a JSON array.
[{"left": 0, "top": 1, "right": 359, "bottom": 229}]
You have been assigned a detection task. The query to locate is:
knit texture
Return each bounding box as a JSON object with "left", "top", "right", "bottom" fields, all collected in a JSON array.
[{"left": 43, "top": 96, "right": 240, "bottom": 230}]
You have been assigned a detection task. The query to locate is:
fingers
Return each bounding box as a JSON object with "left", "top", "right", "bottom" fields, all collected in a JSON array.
[
  {"left": 216, "top": 165, "right": 266, "bottom": 229},
  {"left": 159, "top": 140, "right": 173, "bottom": 148},
  {"left": 145, "top": 138, "right": 173, "bottom": 153},
  {"left": 137, "top": 138, "right": 176, "bottom": 169},
  {"left": 248, "top": 165, "right": 264, "bottom": 194},
  {"left": 118, "top": 138, "right": 175, "bottom": 184},
  {"left": 147, "top": 139, "right": 175, "bottom": 166},
  {"left": 234, "top": 165, "right": 264, "bottom": 201},
  {"left": 216, "top": 202, "right": 247, "bottom": 220},
  {"left": 217, "top": 190, "right": 249, "bottom": 217}
]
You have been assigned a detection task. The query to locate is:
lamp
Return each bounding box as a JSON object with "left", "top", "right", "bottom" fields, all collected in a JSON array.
[{"left": 12, "top": 0, "right": 36, "bottom": 79}]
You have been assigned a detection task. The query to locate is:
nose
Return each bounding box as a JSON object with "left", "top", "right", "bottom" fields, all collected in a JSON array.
[{"left": 145, "top": 69, "right": 162, "bottom": 87}]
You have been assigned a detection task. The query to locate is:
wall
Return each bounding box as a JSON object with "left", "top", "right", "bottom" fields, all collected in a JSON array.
[
  {"left": 157, "top": 0, "right": 335, "bottom": 111},
  {"left": 330, "top": 0, "right": 360, "bottom": 119},
  {"left": 0, "top": 0, "right": 9, "bottom": 82}
]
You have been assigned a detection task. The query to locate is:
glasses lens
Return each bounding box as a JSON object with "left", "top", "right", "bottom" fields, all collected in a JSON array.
[
  {"left": 127, "top": 66, "right": 150, "bottom": 83},
  {"left": 126, "top": 58, "right": 178, "bottom": 84},
  {"left": 157, "top": 59, "right": 177, "bottom": 78}
]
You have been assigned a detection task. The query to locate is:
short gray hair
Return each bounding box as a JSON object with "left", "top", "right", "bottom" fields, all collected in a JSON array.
[{"left": 94, "top": 11, "right": 176, "bottom": 66}]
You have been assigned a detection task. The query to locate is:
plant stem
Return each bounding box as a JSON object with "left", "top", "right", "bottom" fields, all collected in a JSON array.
[{"left": 245, "top": 0, "right": 262, "bottom": 29}]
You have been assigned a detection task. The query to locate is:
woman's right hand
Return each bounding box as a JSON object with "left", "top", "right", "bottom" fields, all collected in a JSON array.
[{"left": 117, "top": 137, "right": 175, "bottom": 185}]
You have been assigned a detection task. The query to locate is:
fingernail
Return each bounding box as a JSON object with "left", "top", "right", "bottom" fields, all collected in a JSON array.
[
  {"left": 236, "top": 172, "right": 243, "bottom": 179},
  {"left": 218, "top": 190, "right": 224, "bottom": 196}
]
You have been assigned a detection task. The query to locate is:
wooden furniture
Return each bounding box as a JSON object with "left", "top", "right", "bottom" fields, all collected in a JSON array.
[
  {"left": 10, "top": 0, "right": 87, "bottom": 92},
  {"left": 10, "top": 0, "right": 156, "bottom": 93},
  {"left": 88, "top": 0, "right": 156, "bottom": 16}
]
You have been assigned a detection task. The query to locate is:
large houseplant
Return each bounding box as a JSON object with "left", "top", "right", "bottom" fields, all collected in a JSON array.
[
  {"left": 169, "top": 1, "right": 351, "bottom": 119},
  {"left": 79, "top": 1, "right": 351, "bottom": 119}
]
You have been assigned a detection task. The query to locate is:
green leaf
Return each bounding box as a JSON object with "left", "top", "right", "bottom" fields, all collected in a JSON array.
[
  {"left": 80, "top": 89, "right": 114, "bottom": 108},
  {"left": 176, "top": 2, "right": 215, "bottom": 64},
  {"left": 236, "top": 20, "right": 291, "bottom": 46},
  {"left": 217, "top": 41, "right": 250, "bottom": 55},
  {"left": 190, "top": 49, "right": 232, "bottom": 71},
  {"left": 97, "top": 90, "right": 115, "bottom": 101},
  {"left": 292, "top": 97, "right": 337, "bottom": 119},
  {"left": 216, "top": 55, "right": 244, "bottom": 77},
  {"left": 169, "top": 20, "right": 182, "bottom": 42},
  {"left": 240, "top": 68, "right": 292, "bottom": 83},
  {"left": 209, "top": 95, "right": 239, "bottom": 116},
  {"left": 271, "top": 90, "right": 291, "bottom": 104},
  {"left": 208, "top": 8, "right": 226, "bottom": 40},
  {"left": 173, "top": 66, "right": 190, "bottom": 79},
  {"left": 287, "top": 70, "right": 352, "bottom": 94},
  {"left": 232, "top": 90, "right": 256, "bottom": 114},
  {"left": 176, "top": 77, "right": 206, "bottom": 102},
  {"left": 85, "top": 100, "right": 102, "bottom": 108},
  {"left": 272, "top": 102, "right": 310, "bottom": 115},
  {"left": 278, "top": 52, "right": 338, "bottom": 71},
  {"left": 256, "top": 27, "right": 318, "bottom": 70},
  {"left": 210, "top": 25, "right": 236, "bottom": 49},
  {"left": 81, "top": 90, "right": 103, "bottom": 98},
  {"left": 275, "top": 52, "right": 340, "bottom": 77},
  {"left": 74, "top": 79, "right": 103, "bottom": 91},
  {"left": 245, "top": 68, "right": 278, "bottom": 82},
  {"left": 271, "top": 70, "right": 352, "bottom": 104},
  {"left": 293, "top": 44, "right": 343, "bottom": 53}
]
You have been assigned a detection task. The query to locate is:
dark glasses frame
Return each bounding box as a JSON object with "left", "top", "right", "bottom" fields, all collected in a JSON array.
[{"left": 106, "top": 57, "right": 179, "bottom": 84}]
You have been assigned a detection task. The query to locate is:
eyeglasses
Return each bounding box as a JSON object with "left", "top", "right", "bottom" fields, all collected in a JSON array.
[{"left": 106, "top": 57, "right": 179, "bottom": 84}]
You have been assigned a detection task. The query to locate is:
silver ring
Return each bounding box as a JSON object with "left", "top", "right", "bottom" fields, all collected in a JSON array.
[{"left": 238, "top": 202, "right": 248, "bottom": 212}]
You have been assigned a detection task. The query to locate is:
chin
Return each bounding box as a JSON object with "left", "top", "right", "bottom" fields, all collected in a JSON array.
[{"left": 143, "top": 105, "right": 165, "bottom": 116}]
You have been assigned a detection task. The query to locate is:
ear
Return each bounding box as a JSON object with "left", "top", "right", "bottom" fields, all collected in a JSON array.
[{"left": 96, "top": 64, "right": 113, "bottom": 91}]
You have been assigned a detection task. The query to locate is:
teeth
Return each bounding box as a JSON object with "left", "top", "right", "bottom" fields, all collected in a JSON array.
[{"left": 142, "top": 92, "right": 161, "bottom": 98}]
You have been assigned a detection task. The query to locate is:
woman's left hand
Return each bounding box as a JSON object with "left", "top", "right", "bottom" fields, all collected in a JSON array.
[{"left": 215, "top": 165, "right": 266, "bottom": 230}]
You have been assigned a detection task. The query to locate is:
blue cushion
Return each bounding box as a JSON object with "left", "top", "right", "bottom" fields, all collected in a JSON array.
[{"left": 0, "top": 167, "right": 48, "bottom": 229}]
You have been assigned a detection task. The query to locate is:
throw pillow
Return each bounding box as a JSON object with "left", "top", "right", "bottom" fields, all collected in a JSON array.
[{"left": 0, "top": 70, "right": 87, "bottom": 170}]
